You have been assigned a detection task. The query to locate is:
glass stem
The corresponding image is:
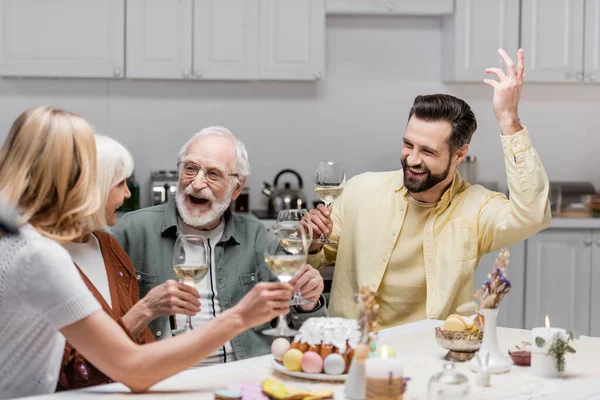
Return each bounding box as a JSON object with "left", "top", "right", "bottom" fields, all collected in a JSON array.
[
  {"left": 275, "top": 314, "right": 289, "bottom": 334},
  {"left": 185, "top": 316, "right": 193, "bottom": 330}
]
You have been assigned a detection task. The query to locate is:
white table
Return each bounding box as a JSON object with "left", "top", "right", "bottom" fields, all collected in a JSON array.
[{"left": 24, "top": 320, "right": 600, "bottom": 399}]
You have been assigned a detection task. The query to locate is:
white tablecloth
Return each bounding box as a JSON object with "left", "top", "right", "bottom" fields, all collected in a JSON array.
[{"left": 23, "top": 320, "right": 600, "bottom": 399}]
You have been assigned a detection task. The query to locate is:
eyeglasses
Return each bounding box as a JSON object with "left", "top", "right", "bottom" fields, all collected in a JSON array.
[{"left": 177, "top": 161, "right": 239, "bottom": 184}]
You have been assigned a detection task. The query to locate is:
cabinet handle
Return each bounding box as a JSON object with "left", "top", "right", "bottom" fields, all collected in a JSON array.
[
  {"left": 596, "top": 238, "right": 600, "bottom": 247},
  {"left": 314, "top": 70, "right": 322, "bottom": 79},
  {"left": 587, "top": 73, "right": 596, "bottom": 81},
  {"left": 182, "top": 69, "right": 190, "bottom": 78},
  {"left": 584, "top": 237, "right": 593, "bottom": 246},
  {"left": 194, "top": 70, "right": 203, "bottom": 79},
  {"left": 576, "top": 72, "right": 585, "bottom": 81},
  {"left": 113, "top": 67, "right": 121, "bottom": 77}
]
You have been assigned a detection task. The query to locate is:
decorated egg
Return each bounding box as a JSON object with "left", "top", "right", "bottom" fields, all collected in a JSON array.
[
  {"left": 323, "top": 353, "right": 345, "bottom": 375},
  {"left": 301, "top": 351, "right": 323, "bottom": 374},
  {"left": 283, "top": 348, "right": 303, "bottom": 371},
  {"left": 271, "top": 337, "right": 291, "bottom": 362}
]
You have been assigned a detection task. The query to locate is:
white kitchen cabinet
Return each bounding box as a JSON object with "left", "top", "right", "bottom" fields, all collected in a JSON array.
[
  {"left": 126, "top": 0, "right": 193, "bottom": 79},
  {"left": 584, "top": 0, "right": 600, "bottom": 82},
  {"left": 474, "top": 241, "right": 526, "bottom": 329},
  {"left": 194, "top": 0, "right": 258, "bottom": 80},
  {"left": 525, "top": 229, "right": 593, "bottom": 335},
  {"left": 442, "top": 0, "right": 520, "bottom": 82},
  {"left": 589, "top": 230, "right": 600, "bottom": 336},
  {"left": 0, "top": 0, "right": 125, "bottom": 78},
  {"left": 521, "top": 0, "right": 585, "bottom": 82},
  {"left": 326, "top": 0, "right": 453, "bottom": 15},
  {"left": 258, "top": 0, "right": 325, "bottom": 80}
]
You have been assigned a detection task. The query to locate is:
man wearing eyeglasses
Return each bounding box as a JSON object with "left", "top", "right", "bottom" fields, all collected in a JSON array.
[{"left": 112, "top": 126, "right": 327, "bottom": 366}]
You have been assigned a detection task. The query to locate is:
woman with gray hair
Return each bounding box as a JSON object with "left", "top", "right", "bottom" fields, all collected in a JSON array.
[{"left": 58, "top": 135, "right": 201, "bottom": 390}]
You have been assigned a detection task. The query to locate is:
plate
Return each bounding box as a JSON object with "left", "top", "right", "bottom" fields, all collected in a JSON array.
[{"left": 270, "top": 359, "right": 347, "bottom": 381}]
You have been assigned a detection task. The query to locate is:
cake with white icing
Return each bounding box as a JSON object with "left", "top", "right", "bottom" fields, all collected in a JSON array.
[{"left": 290, "top": 317, "right": 361, "bottom": 373}]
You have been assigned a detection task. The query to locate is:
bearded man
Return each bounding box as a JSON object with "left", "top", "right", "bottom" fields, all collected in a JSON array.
[
  {"left": 307, "top": 49, "right": 550, "bottom": 329},
  {"left": 113, "top": 126, "right": 326, "bottom": 364}
]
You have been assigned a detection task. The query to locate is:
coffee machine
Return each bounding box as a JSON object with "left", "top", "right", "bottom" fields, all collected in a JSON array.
[{"left": 150, "top": 170, "right": 178, "bottom": 205}]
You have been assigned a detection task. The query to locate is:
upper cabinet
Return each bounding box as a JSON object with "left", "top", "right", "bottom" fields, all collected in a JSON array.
[
  {"left": 126, "top": 0, "right": 193, "bottom": 79},
  {"left": 521, "top": 0, "right": 584, "bottom": 82},
  {"left": 258, "top": 0, "right": 325, "bottom": 80},
  {"left": 0, "top": 0, "right": 125, "bottom": 78},
  {"left": 126, "top": 0, "right": 324, "bottom": 81},
  {"left": 442, "top": 0, "right": 520, "bottom": 82},
  {"left": 326, "top": 0, "right": 453, "bottom": 15}
]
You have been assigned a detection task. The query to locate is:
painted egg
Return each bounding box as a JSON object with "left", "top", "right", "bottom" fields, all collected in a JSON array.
[
  {"left": 271, "top": 337, "right": 291, "bottom": 362},
  {"left": 323, "top": 353, "right": 346, "bottom": 375},
  {"left": 301, "top": 351, "right": 323, "bottom": 374},
  {"left": 283, "top": 348, "right": 303, "bottom": 371}
]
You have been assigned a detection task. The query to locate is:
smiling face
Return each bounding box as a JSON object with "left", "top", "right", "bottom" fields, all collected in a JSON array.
[
  {"left": 401, "top": 116, "right": 467, "bottom": 199},
  {"left": 105, "top": 179, "right": 130, "bottom": 226},
  {"left": 175, "top": 135, "right": 245, "bottom": 230}
]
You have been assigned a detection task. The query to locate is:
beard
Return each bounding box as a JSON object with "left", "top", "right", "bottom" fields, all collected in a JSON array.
[
  {"left": 175, "top": 182, "right": 235, "bottom": 229},
  {"left": 401, "top": 156, "right": 452, "bottom": 193}
]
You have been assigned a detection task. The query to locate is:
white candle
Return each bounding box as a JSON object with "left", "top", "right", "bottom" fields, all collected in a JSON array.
[
  {"left": 531, "top": 316, "right": 567, "bottom": 378},
  {"left": 365, "top": 351, "right": 404, "bottom": 380}
]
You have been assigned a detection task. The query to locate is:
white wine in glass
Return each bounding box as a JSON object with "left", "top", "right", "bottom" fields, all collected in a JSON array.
[
  {"left": 276, "top": 209, "right": 314, "bottom": 306},
  {"left": 313, "top": 161, "right": 346, "bottom": 244},
  {"left": 262, "top": 223, "right": 309, "bottom": 337},
  {"left": 172, "top": 234, "right": 209, "bottom": 335}
]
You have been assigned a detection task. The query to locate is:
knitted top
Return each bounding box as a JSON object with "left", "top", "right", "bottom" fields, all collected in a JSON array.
[
  {"left": 0, "top": 225, "right": 101, "bottom": 400},
  {"left": 57, "top": 230, "right": 155, "bottom": 391}
]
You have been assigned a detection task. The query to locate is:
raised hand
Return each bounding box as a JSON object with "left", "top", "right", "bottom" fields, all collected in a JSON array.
[{"left": 483, "top": 48, "right": 525, "bottom": 136}]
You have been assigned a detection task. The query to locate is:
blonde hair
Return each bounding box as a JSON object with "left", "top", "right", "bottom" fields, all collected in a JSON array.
[
  {"left": 0, "top": 106, "right": 100, "bottom": 242},
  {"left": 86, "top": 134, "right": 134, "bottom": 231}
]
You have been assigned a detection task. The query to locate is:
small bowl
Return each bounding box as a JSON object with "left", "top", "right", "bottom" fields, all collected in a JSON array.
[
  {"left": 435, "top": 327, "right": 483, "bottom": 362},
  {"left": 508, "top": 350, "right": 531, "bottom": 366}
]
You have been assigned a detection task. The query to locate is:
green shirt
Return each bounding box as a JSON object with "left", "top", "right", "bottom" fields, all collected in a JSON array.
[{"left": 112, "top": 199, "right": 327, "bottom": 360}]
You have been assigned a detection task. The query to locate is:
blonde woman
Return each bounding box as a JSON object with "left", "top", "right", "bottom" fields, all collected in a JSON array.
[
  {"left": 0, "top": 106, "right": 293, "bottom": 400},
  {"left": 59, "top": 135, "right": 202, "bottom": 390}
]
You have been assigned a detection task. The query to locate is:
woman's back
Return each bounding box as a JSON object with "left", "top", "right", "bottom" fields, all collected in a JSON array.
[{"left": 0, "top": 225, "right": 100, "bottom": 399}]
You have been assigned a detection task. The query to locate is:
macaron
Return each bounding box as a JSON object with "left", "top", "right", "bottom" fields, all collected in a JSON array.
[
  {"left": 444, "top": 314, "right": 466, "bottom": 331},
  {"left": 301, "top": 351, "right": 323, "bottom": 374}
]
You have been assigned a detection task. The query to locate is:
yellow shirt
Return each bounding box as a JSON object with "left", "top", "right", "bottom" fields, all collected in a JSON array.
[
  {"left": 378, "top": 195, "right": 435, "bottom": 328},
  {"left": 309, "top": 127, "right": 551, "bottom": 325}
]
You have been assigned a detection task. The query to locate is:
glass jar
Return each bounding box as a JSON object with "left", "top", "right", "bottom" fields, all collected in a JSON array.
[{"left": 428, "top": 362, "right": 470, "bottom": 400}]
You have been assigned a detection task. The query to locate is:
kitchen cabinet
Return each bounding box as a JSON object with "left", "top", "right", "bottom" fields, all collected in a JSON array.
[
  {"left": 326, "top": 0, "right": 453, "bottom": 15},
  {"left": 525, "top": 229, "right": 593, "bottom": 335},
  {"left": 442, "top": 0, "right": 520, "bottom": 82},
  {"left": 589, "top": 230, "right": 600, "bottom": 336},
  {"left": 474, "top": 241, "right": 526, "bottom": 329},
  {"left": 258, "top": 0, "right": 325, "bottom": 80},
  {"left": 521, "top": 0, "right": 585, "bottom": 82},
  {"left": 126, "top": 0, "right": 193, "bottom": 79},
  {"left": 126, "top": 0, "right": 324, "bottom": 81},
  {"left": 0, "top": 0, "right": 125, "bottom": 78}
]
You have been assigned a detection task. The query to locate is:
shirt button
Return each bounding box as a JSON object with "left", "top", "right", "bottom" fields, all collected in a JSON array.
[
  {"left": 157, "top": 331, "right": 162, "bottom": 337},
  {"left": 293, "top": 315, "right": 299, "bottom": 320},
  {"left": 250, "top": 276, "right": 255, "bottom": 281},
  {"left": 136, "top": 274, "right": 141, "bottom": 281},
  {"left": 371, "top": 284, "right": 377, "bottom": 289},
  {"left": 391, "top": 232, "right": 396, "bottom": 236}
]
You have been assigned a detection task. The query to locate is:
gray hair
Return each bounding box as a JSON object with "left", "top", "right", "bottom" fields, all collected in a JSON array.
[
  {"left": 178, "top": 126, "right": 251, "bottom": 178},
  {"left": 87, "top": 134, "right": 134, "bottom": 231}
]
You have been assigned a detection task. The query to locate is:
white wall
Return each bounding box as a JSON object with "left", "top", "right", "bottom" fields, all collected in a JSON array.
[{"left": 1, "top": 16, "right": 599, "bottom": 210}]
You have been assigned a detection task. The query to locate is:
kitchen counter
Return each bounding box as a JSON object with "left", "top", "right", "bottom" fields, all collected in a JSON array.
[{"left": 548, "top": 216, "right": 600, "bottom": 229}]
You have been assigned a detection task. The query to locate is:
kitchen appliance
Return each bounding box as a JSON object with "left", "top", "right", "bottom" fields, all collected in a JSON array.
[
  {"left": 151, "top": 170, "right": 178, "bottom": 205},
  {"left": 231, "top": 187, "right": 249, "bottom": 212},
  {"left": 549, "top": 181, "right": 596, "bottom": 216},
  {"left": 261, "top": 169, "right": 307, "bottom": 216}
]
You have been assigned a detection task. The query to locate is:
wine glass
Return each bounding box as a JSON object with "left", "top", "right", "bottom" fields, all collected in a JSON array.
[
  {"left": 313, "top": 161, "right": 346, "bottom": 244},
  {"left": 277, "top": 209, "right": 314, "bottom": 306},
  {"left": 172, "top": 234, "right": 209, "bottom": 335},
  {"left": 262, "top": 222, "right": 309, "bottom": 337}
]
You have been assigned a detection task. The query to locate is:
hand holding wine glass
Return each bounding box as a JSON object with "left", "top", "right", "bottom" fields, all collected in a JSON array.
[
  {"left": 172, "top": 234, "right": 209, "bottom": 335},
  {"left": 262, "top": 222, "right": 309, "bottom": 337},
  {"left": 313, "top": 161, "right": 346, "bottom": 244}
]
